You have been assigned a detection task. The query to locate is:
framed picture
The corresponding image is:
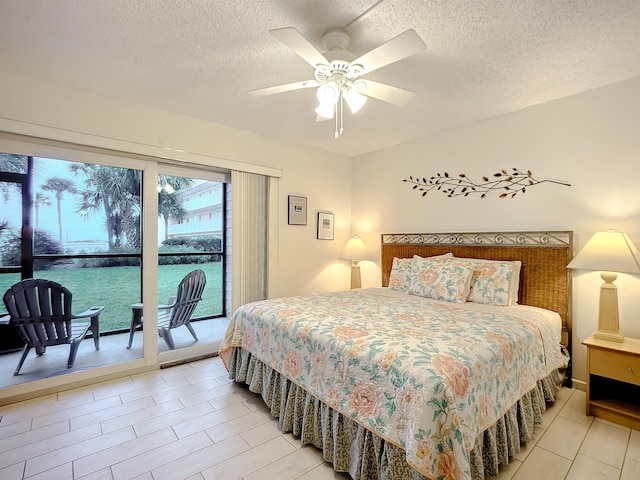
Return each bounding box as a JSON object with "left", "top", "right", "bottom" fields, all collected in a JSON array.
[
  {"left": 288, "top": 195, "right": 307, "bottom": 225},
  {"left": 317, "top": 211, "right": 334, "bottom": 240}
]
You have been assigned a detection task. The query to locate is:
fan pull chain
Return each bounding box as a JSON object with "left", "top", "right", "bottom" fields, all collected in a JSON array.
[
  {"left": 340, "top": 93, "right": 344, "bottom": 137},
  {"left": 334, "top": 91, "right": 345, "bottom": 139},
  {"left": 335, "top": 103, "right": 339, "bottom": 139}
]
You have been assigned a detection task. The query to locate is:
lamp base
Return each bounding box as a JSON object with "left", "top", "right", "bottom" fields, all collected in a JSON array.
[
  {"left": 350, "top": 264, "right": 361, "bottom": 289},
  {"left": 593, "top": 330, "right": 624, "bottom": 343},
  {"left": 595, "top": 273, "right": 624, "bottom": 343}
]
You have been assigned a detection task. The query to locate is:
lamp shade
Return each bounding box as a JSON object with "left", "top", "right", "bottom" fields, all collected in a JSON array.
[
  {"left": 315, "top": 102, "right": 335, "bottom": 119},
  {"left": 567, "top": 230, "right": 640, "bottom": 274},
  {"left": 343, "top": 87, "right": 368, "bottom": 114},
  {"left": 340, "top": 235, "right": 370, "bottom": 261},
  {"left": 317, "top": 82, "right": 340, "bottom": 104}
]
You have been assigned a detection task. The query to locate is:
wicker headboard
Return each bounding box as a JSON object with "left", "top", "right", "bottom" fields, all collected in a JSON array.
[{"left": 381, "top": 231, "right": 573, "bottom": 328}]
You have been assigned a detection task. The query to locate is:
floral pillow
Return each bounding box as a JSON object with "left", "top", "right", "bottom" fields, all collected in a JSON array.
[
  {"left": 409, "top": 259, "right": 474, "bottom": 303},
  {"left": 388, "top": 254, "right": 452, "bottom": 293},
  {"left": 388, "top": 257, "right": 414, "bottom": 293},
  {"left": 450, "top": 258, "right": 515, "bottom": 306}
]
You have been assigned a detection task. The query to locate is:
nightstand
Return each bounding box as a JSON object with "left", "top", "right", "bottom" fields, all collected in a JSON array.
[{"left": 583, "top": 334, "right": 640, "bottom": 429}]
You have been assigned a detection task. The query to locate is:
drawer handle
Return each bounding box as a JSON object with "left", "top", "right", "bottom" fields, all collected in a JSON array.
[{"left": 628, "top": 367, "right": 635, "bottom": 374}]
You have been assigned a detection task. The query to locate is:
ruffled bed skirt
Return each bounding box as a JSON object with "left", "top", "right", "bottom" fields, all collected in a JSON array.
[{"left": 227, "top": 347, "right": 564, "bottom": 480}]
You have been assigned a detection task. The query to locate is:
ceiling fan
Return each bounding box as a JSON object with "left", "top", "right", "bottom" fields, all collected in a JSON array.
[{"left": 248, "top": 27, "right": 426, "bottom": 138}]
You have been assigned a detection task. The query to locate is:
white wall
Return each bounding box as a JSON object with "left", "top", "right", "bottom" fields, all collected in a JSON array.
[
  {"left": 0, "top": 70, "right": 354, "bottom": 298},
  {"left": 351, "top": 76, "right": 640, "bottom": 385}
]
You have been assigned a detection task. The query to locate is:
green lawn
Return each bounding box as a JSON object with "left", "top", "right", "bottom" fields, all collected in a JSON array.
[{"left": 0, "top": 262, "right": 223, "bottom": 332}]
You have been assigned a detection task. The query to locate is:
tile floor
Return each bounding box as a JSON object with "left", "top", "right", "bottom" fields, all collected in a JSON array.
[{"left": 0, "top": 356, "right": 638, "bottom": 480}]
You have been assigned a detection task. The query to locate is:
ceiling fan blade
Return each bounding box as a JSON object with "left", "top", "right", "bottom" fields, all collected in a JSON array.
[
  {"left": 352, "top": 29, "right": 425, "bottom": 76},
  {"left": 359, "top": 80, "right": 416, "bottom": 107},
  {"left": 270, "top": 27, "right": 330, "bottom": 69},
  {"left": 248, "top": 80, "right": 320, "bottom": 97}
]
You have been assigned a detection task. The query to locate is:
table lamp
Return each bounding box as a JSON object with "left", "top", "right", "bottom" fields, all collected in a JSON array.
[
  {"left": 567, "top": 230, "right": 640, "bottom": 342},
  {"left": 340, "top": 235, "right": 370, "bottom": 289}
]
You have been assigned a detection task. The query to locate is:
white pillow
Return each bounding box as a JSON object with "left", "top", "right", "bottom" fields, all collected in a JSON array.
[
  {"left": 413, "top": 252, "right": 454, "bottom": 261},
  {"left": 510, "top": 261, "right": 522, "bottom": 304}
]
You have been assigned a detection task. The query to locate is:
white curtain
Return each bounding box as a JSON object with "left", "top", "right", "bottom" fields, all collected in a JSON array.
[{"left": 230, "top": 170, "right": 268, "bottom": 312}]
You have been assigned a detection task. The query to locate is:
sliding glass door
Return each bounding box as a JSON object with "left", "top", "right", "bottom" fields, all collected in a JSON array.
[
  {"left": 0, "top": 142, "right": 231, "bottom": 388},
  {"left": 155, "top": 168, "right": 227, "bottom": 352},
  {"left": 0, "top": 151, "right": 145, "bottom": 385}
]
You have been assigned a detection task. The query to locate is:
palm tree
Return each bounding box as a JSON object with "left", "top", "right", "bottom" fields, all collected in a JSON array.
[
  {"left": 71, "top": 163, "right": 141, "bottom": 249},
  {"left": 158, "top": 175, "right": 193, "bottom": 241},
  {"left": 33, "top": 192, "right": 52, "bottom": 233},
  {"left": 0, "top": 153, "right": 28, "bottom": 173},
  {"left": 0, "top": 153, "right": 29, "bottom": 201},
  {"left": 158, "top": 190, "right": 187, "bottom": 241},
  {"left": 42, "top": 177, "right": 77, "bottom": 245},
  {"left": 70, "top": 164, "right": 194, "bottom": 249}
]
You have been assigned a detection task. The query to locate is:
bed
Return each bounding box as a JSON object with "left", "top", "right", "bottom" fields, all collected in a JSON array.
[{"left": 219, "top": 231, "right": 573, "bottom": 480}]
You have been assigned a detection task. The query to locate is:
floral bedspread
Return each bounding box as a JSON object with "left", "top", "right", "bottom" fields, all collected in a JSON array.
[{"left": 219, "top": 288, "right": 566, "bottom": 480}]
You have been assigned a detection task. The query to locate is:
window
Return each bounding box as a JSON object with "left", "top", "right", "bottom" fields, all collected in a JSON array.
[{"left": 0, "top": 156, "right": 143, "bottom": 336}]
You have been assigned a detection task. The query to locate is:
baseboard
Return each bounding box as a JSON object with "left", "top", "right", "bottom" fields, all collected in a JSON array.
[
  {"left": 571, "top": 378, "right": 586, "bottom": 391},
  {"left": 160, "top": 352, "right": 218, "bottom": 369}
]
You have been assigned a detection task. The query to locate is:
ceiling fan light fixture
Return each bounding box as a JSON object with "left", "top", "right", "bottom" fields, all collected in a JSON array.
[
  {"left": 315, "top": 102, "right": 335, "bottom": 119},
  {"left": 343, "top": 87, "right": 368, "bottom": 114},
  {"left": 317, "top": 82, "right": 340, "bottom": 104}
]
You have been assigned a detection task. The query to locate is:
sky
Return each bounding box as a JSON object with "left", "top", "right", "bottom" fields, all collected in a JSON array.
[
  {"left": 36, "top": 158, "right": 110, "bottom": 245},
  {"left": 2, "top": 158, "right": 111, "bottom": 250}
]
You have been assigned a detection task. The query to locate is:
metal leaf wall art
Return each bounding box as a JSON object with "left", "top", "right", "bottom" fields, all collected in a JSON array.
[{"left": 403, "top": 168, "right": 571, "bottom": 199}]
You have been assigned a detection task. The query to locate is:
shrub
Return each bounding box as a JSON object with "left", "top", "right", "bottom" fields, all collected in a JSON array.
[
  {"left": 0, "top": 228, "right": 64, "bottom": 270},
  {"left": 159, "top": 236, "right": 222, "bottom": 263},
  {"left": 161, "top": 236, "right": 222, "bottom": 252},
  {"left": 74, "top": 246, "right": 140, "bottom": 268}
]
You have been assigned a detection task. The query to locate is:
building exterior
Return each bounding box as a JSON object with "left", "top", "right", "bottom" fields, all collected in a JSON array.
[{"left": 165, "top": 180, "right": 224, "bottom": 240}]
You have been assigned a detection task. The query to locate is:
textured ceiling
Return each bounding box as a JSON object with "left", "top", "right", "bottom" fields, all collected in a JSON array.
[{"left": 2, "top": 0, "right": 640, "bottom": 157}]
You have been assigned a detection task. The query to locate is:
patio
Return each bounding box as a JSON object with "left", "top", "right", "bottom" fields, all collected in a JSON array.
[{"left": 0, "top": 317, "right": 230, "bottom": 389}]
